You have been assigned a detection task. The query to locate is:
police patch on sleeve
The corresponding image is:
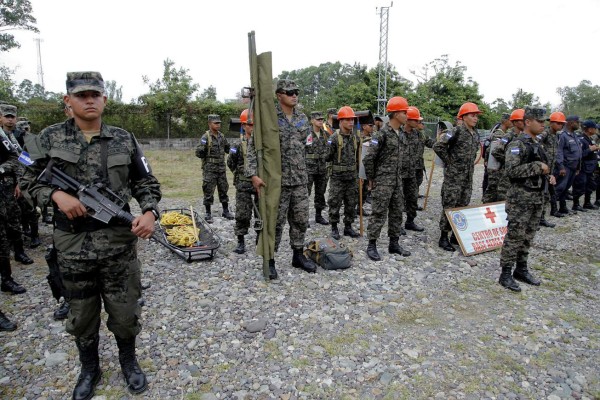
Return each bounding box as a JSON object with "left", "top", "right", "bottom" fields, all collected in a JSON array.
[
  {"left": 510, "top": 148, "right": 520, "bottom": 154},
  {"left": 327, "top": 139, "right": 333, "bottom": 145},
  {"left": 18, "top": 151, "right": 34, "bottom": 166},
  {"left": 230, "top": 147, "right": 237, "bottom": 154},
  {"left": 445, "top": 132, "right": 453, "bottom": 138},
  {"left": 200, "top": 138, "right": 207, "bottom": 144},
  {"left": 370, "top": 139, "right": 379, "bottom": 146},
  {"left": 501, "top": 138, "right": 509, "bottom": 143}
]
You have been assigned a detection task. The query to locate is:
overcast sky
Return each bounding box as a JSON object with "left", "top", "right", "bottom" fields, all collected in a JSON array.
[{"left": 3, "top": 0, "right": 600, "bottom": 108}]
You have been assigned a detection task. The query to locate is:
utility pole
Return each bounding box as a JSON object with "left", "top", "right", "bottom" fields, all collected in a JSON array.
[
  {"left": 34, "top": 37, "right": 45, "bottom": 89},
  {"left": 376, "top": 2, "right": 393, "bottom": 116}
]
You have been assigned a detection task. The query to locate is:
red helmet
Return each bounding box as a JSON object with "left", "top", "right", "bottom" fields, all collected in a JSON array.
[
  {"left": 407, "top": 106, "right": 422, "bottom": 121},
  {"left": 240, "top": 109, "right": 252, "bottom": 125},
  {"left": 510, "top": 109, "right": 525, "bottom": 121},
  {"left": 457, "top": 102, "right": 482, "bottom": 118},
  {"left": 549, "top": 111, "right": 566, "bottom": 123},
  {"left": 386, "top": 96, "right": 409, "bottom": 112},
  {"left": 337, "top": 106, "right": 356, "bottom": 119}
]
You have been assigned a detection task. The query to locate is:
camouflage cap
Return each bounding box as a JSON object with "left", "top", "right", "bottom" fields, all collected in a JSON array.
[
  {"left": 327, "top": 108, "right": 337, "bottom": 115},
  {"left": 207, "top": 114, "right": 221, "bottom": 123},
  {"left": 0, "top": 104, "right": 17, "bottom": 116},
  {"left": 310, "top": 111, "right": 324, "bottom": 120},
  {"left": 16, "top": 120, "right": 30, "bottom": 129},
  {"left": 66, "top": 71, "right": 105, "bottom": 94},
  {"left": 524, "top": 107, "right": 546, "bottom": 121},
  {"left": 275, "top": 79, "right": 298, "bottom": 93},
  {"left": 501, "top": 113, "right": 510, "bottom": 121}
]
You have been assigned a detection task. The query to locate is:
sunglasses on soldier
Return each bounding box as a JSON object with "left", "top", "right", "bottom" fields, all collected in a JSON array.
[{"left": 283, "top": 90, "right": 299, "bottom": 96}]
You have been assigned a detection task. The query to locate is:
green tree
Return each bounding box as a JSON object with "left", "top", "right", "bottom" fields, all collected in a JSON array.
[
  {"left": 15, "top": 78, "right": 45, "bottom": 102},
  {"left": 0, "top": 0, "right": 38, "bottom": 52},
  {"left": 0, "top": 65, "right": 16, "bottom": 101},
  {"left": 198, "top": 85, "right": 217, "bottom": 101},
  {"left": 510, "top": 88, "right": 541, "bottom": 109},
  {"left": 557, "top": 80, "right": 600, "bottom": 120},
  {"left": 104, "top": 80, "right": 123, "bottom": 103}
]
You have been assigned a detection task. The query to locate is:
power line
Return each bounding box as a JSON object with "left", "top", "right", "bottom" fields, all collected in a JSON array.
[{"left": 34, "top": 37, "right": 45, "bottom": 89}]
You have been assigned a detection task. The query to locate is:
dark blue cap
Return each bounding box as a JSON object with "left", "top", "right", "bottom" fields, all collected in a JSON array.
[
  {"left": 582, "top": 120, "right": 597, "bottom": 129},
  {"left": 566, "top": 115, "right": 579, "bottom": 122}
]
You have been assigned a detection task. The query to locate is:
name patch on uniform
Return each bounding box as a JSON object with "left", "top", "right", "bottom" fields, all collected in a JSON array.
[
  {"left": 230, "top": 147, "right": 237, "bottom": 154},
  {"left": 18, "top": 151, "right": 34, "bottom": 166},
  {"left": 510, "top": 148, "right": 520, "bottom": 154},
  {"left": 306, "top": 135, "right": 313, "bottom": 145}
]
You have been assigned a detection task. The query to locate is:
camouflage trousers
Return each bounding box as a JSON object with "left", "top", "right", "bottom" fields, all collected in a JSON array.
[
  {"left": 482, "top": 169, "right": 503, "bottom": 203},
  {"left": 202, "top": 170, "right": 229, "bottom": 206},
  {"left": 307, "top": 172, "right": 328, "bottom": 211},
  {"left": 416, "top": 168, "right": 425, "bottom": 189},
  {"left": 328, "top": 178, "right": 358, "bottom": 225},
  {"left": 18, "top": 192, "right": 39, "bottom": 226},
  {"left": 0, "top": 187, "right": 9, "bottom": 259},
  {"left": 401, "top": 176, "right": 418, "bottom": 222},
  {"left": 58, "top": 244, "right": 142, "bottom": 341},
  {"left": 368, "top": 182, "right": 404, "bottom": 241},
  {"left": 500, "top": 201, "right": 543, "bottom": 266},
  {"left": 439, "top": 178, "right": 473, "bottom": 232},
  {"left": 234, "top": 187, "right": 258, "bottom": 236},
  {"left": 0, "top": 182, "right": 23, "bottom": 241},
  {"left": 276, "top": 185, "right": 309, "bottom": 251}
]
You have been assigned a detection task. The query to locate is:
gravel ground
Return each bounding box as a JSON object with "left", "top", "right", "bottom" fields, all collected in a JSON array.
[{"left": 1, "top": 164, "right": 599, "bottom": 400}]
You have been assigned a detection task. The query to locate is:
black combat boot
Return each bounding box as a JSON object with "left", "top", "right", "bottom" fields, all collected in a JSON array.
[
  {"left": 0, "top": 310, "right": 17, "bottom": 332},
  {"left": 204, "top": 205, "right": 213, "bottom": 223},
  {"left": 221, "top": 203, "right": 235, "bottom": 220},
  {"left": 343, "top": 224, "right": 360, "bottom": 238},
  {"left": 539, "top": 210, "right": 556, "bottom": 228},
  {"left": 449, "top": 232, "right": 459, "bottom": 245},
  {"left": 268, "top": 259, "right": 278, "bottom": 280},
  {"left": 234, "top": 235, "right": 245, "bottom": 254},
  {"left": 388, "top": 237, "right": 411, "bottom": 256},
  {"left": 315, "top": 209, "right": 329, "bottom": 225},
  {"left": 405, "top": 218, "right": 424, "bottom": 232},
  {"left": 557, "top": 200, "right": 571, "bottom": 216},
  {"left": 116, "top": 336, "right": 148, "bottom": 395},
  {"left": 572, "top": 196, "right": 587, "bottom": 212},
  {"left": 73, "top": 336, "right": 102, "bottom": 400},
  {"left": 29, "top": 222, "right": 42, "bottom": 248},
  {"left": 366, "top": 239, "right": 381, "bottom": 261},
  {"left": 331, "top": 224, "right": 341, "bottom": 240},
  {"left": 499, "top": 265, "right": 521, "bottom": 292},
  {"left": 583, "top": 193, "right": 599, "bottom": 210},
  {"left": 438, "top": 231, "right": 455, "bottom": 252},
  {"left": 13, "top": 240, "right": 34, "bottom": 265},
  {"left": 291, "top": 248, "right": 317, "bottom": 273},
  {"left": 513, "top": 262, "right": 541, "bottom": 286},
  {"left": 550, "top": 199, "right": 563, "bottom": 217},
  {"left": 54, "top": 301, "right": 70, "bottom": 320},
  {"left": 0, "top": 258, "right": 26, "bottom": 294}
]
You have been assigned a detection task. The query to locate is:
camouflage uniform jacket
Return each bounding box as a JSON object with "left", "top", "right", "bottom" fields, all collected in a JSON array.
[
  {"left": 326, "top": 130, "right": 359, "bottom": 181},
  {"left": 362, "top": 124, "right": 404, "bottom": 186},
  {"left": 305, "top": 128, "right": 329, "bottom": 175},
  {"left": 538, "top": 128, "right": 559, "bottom": 173},
  {"left": 415, "top": 130, "right": 435, "bottom": 170},
  {"left": 245, "top": 104, "right": 310, "bottom": 187},
  {"left": 1, "top": 128, "right": 24, "bottom": 177},
  {"left": 20, "top": 119, "right": 162, "bottom": 260},
  {"left": 0, "top": 130, "right": 21, "bottom": 180},
  {"left": 489, "top": 128, "right": 516, "bottom": 165},
  {"left": 227, "top": 137, "right": 253, "bottom": 191},
  {"left": 432, "top": 125, "right": 479, "bottom": 184},
  {"left": 399, "top": 128, "right": 418, "bottom": 177},
  {"left": 195, "top": 130, "right": 230, "bottom": 173},
  {"left": 505, "top": 133, "right": 548, "bottom": 205}
]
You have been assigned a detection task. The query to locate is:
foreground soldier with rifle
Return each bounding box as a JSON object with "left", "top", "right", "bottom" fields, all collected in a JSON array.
[{"left": 20, "top": 72, "right": 162, "bottom": 400}]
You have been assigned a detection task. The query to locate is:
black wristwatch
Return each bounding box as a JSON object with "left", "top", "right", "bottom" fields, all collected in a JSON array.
[{"left": 144, "top": 208, "right": 160, "bottom": 221}]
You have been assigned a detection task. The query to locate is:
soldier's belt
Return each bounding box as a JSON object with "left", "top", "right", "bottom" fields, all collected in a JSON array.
[
  {"left": 332, "top": 164, "right": 357, "bottom": 172},
  {"left": 206, "top": 157, "right": 224, "bottom": 163}
]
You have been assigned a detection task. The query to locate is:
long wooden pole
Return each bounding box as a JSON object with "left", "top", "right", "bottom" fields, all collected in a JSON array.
[
  {"left": 359, "top": 179, "right": 364, "bottom": 236},
  {"left": 423, "top": 158, "right": 435, "bottom": 211}
]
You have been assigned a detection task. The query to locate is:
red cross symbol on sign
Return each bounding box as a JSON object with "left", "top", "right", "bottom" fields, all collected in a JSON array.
[{"left": 484, "top": 207, "right": 497, "bottom": 223}]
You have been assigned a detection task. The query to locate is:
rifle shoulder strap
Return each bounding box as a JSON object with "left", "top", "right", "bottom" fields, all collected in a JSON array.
[{"left": 100, "top": 138, "right": 108, "bottom": 184}]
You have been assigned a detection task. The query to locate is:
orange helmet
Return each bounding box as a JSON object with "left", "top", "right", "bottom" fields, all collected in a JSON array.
[
  {"left": 337, "top": 106, "right": 356, "bottom": 119},
  {"left": 457, "top": 102, "right": 482, "bottom": 118},
  {"left": 549, "top": 111, "right": 566, "bottom": 123},
  {"left": 386, "top": 96, "right": 409, "bottom": 112},
  {"left": 240, "top": 109, "right": 252, "bottom": 125},
  {"left": 510, "top": 109, "right": 525, "bottom": 121},
  {"left": 407, "top": 106, "right": 422, "bottom": 121}
]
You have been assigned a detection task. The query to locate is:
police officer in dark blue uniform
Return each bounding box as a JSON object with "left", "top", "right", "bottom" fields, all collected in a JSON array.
[
  {"left": 572, "top": 120, "right": 599, "bottom": 211},
  {"left": 554, "top": 115, "right": 582, "bottom": 215}
]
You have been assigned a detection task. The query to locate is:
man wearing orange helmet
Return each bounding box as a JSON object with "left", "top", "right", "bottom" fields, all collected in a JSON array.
[
  {"left": 539, "top": 111, "right": 566, "bottom": 222},
  {"left": 305, "top": 111, "right": 330, "bottom": 225},
  {"left": 499, "top": 107, "right": 551, "bottom": 292},
  {"left": 401, "top": 106, "right": 426, "bottom": 232},
  {"left": 363, "top": 96, "right": 412, "bottom": 260},
  {"left": 433, "top": 102, "right": 481, "bottom": 251},
  {"left": 228, "top": 109, "right": 258, "bottom": 254},
  {"left": 326, "top": 106, "right": 360, "bottom": 239}
]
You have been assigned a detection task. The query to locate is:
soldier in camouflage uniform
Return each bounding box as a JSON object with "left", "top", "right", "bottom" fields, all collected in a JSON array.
[
  {"left": 415, "top": 117, "right": 435, "bottom": 194},
  {"left": 433, "top": 102, "right": 481, "bottom": 251},
  {"left": 358, "top": 120, "right": 374, "bottom": 213},
  {"left": 0, "top": 105, "right": 35, "bottom": 264},
  {"left": 21, "top": 72, "right": 161, "bottom": 398},
  {"left": 539, "top": 111, "right": 565, "bottom": 223},
  {"left": 195, "top": 114, "right": 234, "bottom": 223},
  {"left": 326, "top": 106, "right": 360, "bottom": 239},
  {"left": 228, "top": 109, "right": 258, "bottom": 254},
  {"left": 498, "top": 107, "right": 550, "bottom": 292},
  {"left": 482, "top": 113, "right": 513, "bottom": 203},
  {"left": 402, "top": 107, "right": 425, "bottom": 232},
  {"left": 363, "top": 96, "right": 412, "bottom": 261},
  {"left": 247, "top": 79, "right": 317, "bottom": 277},
  {"left": 306, "top": 111, "right": 330, "bottom": 225}
]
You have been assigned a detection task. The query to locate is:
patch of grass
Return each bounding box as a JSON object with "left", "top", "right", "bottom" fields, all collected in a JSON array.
[
  {"left": 214, "top": 362, "right": 230, "bottom": 373},
  {"left": 557, "top": 310, "right": 600, "bottom": 331},
  {"left": 382, "top": 383, "right": 411, "bottom": 400},
  {"left": 482, "top": 348, "right": 526, "bottom": 375},
  {"left": 291, "top": 357, "right": 311, "bottom": 368},
  {"left": 138, "top": 358, "right": 156, "bottom": 372},
  {"left": 263, "top": 341, "right": 282, "bottom": 359},
  {"left": 530, "top": 348, "right": 562, "bottom": 368},
  {"left": 314, "top": 328, "right": 369, "bottom": 357}
]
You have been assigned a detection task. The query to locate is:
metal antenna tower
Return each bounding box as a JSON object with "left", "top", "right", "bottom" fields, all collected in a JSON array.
[
  {"left": 376, "top": 2, "right": 392, "bottom": 115},
  {"left": 34, "top": 37, "right": 45, "bottom": 88}
]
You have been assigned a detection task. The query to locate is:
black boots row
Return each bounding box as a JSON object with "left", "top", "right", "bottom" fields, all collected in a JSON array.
[
  {"left": 438, "top": 231, "right": 456, "bottom": 252},
  {"left": 204, "top": 203, "right": 235, "bottom": 223},
  {"left": 331, "top": 224, "right": 360, "bottom": 240},
  {"left": 73, "top": 336, "right": 147, "bottom": 400},
  {"left": 366, "top": 238, "right": 411, "bottom": 261},
  {"left": 499, "top": 262, "right": 541, "bottom": 292},
  {"left": 0, "top": 257, "right": 26, "bottom": 295},
  {"left": 0, "top": 310, "right": 17, "bottom": 331}
]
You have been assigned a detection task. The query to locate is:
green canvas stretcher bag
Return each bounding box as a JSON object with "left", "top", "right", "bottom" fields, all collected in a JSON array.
[{"left": 304, "top": 237, "right": 352, "bottom": 270}]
